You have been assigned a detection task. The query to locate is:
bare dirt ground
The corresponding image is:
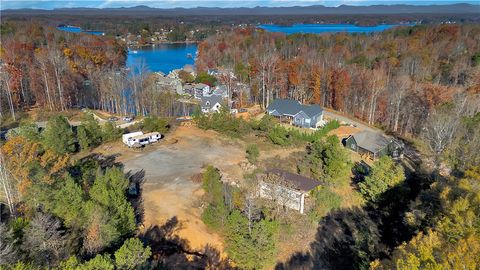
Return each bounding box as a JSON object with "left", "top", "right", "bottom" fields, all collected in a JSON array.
[{"left": 115, "top": 126, "right": 246, "bottom": 253}]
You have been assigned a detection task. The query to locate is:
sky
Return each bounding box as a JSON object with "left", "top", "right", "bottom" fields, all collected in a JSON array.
[{"left": 1, "top": 0, "right": 477, "bottom": 10}]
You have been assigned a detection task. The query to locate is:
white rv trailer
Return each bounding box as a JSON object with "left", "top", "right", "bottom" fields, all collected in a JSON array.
[
  {"left": 145, "top": 132, "right": 161, "bottom": 143},
  {"left": 122, "top": 131, "right": 162, "bottom": 147},
  {"left": 122, "top": 131, "right": 143, "bottom": 147},
  {"left": 129, "top": 134, "right": 151, "bottom": 147}
]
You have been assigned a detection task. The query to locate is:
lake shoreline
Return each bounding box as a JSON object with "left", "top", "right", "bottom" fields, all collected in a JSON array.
[
  {"left": 126, "top": 43, "right": 197, "bottom": 74},
  {"left": 128, "top": 41, "right": 199, "bottom": 49},
  {"left": 258, "top": 23, "right": 410, "bottom": 35}
]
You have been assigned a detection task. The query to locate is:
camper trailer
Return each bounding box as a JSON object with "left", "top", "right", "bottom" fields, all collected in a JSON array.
[
  {"left": 130, "top": 134, "right": 151, "bottom": 147},
  {"left": 145, "top": 132, "right": 161, "bottom": 143},
  {"left": 122, "top": 131, "right": 162, "bottom": 147},
  {"left": 122, "top": 131, "right": 143, "bottom": 147},
  {"left": 123, "top": 131, "right": 150, "bottom": 147}
]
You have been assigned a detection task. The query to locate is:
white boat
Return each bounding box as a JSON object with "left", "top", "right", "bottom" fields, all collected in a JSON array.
[{"left": 131, "top": 50, "right": 138, "bottom": 54}]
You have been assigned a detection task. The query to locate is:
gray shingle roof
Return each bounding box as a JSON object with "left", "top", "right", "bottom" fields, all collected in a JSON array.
[
  {"left": 201, "top": 95, "right": 223, "bottom": 109},
  {"left": 266, "top": 168, "right": 321, "bottom": 193},
  {"left": 267, "top": 99, "right": 322, "bottom": 118},
  {"left": 352, "top": 131, "right": 392, "bottom": 153}
]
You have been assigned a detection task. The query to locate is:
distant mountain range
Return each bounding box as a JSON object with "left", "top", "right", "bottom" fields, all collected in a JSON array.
[{"left": 3, "top": 3, "right": 479, "bottom": 16}]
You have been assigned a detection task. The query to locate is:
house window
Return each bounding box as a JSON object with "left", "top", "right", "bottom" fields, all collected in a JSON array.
[
  {"left": 351, "top": 143, "right": 356, "bottom": 150},
  {"left": 206, "top": 101, "right": 210, "bottom": 106}
]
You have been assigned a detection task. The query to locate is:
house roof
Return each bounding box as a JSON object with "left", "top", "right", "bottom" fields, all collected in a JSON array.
[
  {"left": 201, "top": 95, "right": 223, "bottom": 109},
  {"left": 213, "top": 85, "right": 228, "bottom": 96},
  {"left": 351, "top": 131, "right": 392, "bottom": 154},
  {"left": 156, "top": 76, "right": 177, "bottom": 85},
  {"left": 266, "top": 99, "right": 322, "bottom": 118},
  {"left": 195, "top": 83, "right": 209, "bottom": 89},
  {"left": 265, "top": 168, "right": 320, "bottom": 193}
]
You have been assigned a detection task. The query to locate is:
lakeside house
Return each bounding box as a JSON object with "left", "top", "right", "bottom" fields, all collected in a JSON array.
[
  {"left": 344, "top": 130, "right": 404, "bottom": 160},
  {"left": 266, "top": 99, "right": 324, "bottom": 128},
  {"left": 201, "top": 95, "right": 224, "bottom": 113},
  {"left": 154, "top": 75, "right": 183, "bottom": 95},
  {"left": 258, "top": 168, "right": 320, "bottom": 214},
  {"left": 194, "top": 83, "right": 210, "bottom": 99}
]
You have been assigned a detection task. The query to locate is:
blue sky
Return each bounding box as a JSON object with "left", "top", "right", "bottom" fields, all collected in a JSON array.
[{"left": 1, "top": 0, "right": 477, "bottom": 10}]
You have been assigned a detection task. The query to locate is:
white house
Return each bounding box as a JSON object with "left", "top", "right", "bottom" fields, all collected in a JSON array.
[
  {"left": 258, "top": 168, "right": 320, "bottom": 214},
  {"left": 194, "top": 83, "right": 210, "bottom": 99},
  {"left": 201, "top": 96, "right": 223, "bottom": 113}
]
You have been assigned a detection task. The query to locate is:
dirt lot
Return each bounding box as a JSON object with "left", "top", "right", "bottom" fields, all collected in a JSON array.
[{"left": 116, "top": 126, "right": 246, "bottom": 253}]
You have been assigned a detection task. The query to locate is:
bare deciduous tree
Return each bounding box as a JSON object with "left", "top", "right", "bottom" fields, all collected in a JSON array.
[
  {"left": 22, "top": 213, "right": 68, "bottom": 267},
  {"left": 0, "top": 223, "right": 17, "bottom": 265}
]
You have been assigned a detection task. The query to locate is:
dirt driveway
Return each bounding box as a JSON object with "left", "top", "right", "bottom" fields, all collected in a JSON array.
[{"left": 120, "top": 126, "right": 245, "bottom": 253}]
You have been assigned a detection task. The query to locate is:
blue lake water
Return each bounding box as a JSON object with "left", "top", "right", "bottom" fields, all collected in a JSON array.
[
  {"left": 259, "top": 23, "right": 403, "bottom": 35},
  {"left": 57, "top": 26, "right": 105, "bottom": 36},
  {"left": 126, "top": 44, "right": 197, "bottom": 74}
]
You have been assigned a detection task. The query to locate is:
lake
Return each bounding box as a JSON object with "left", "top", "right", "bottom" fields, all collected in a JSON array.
[
  {"left": 57, "top": 26, "right": 105, "bottom": 36},
  {"left": 259, "top": 23, "right": 403, "bottom": 35},
  {"left": 126, "top": 43, "right": 197, "bottom": 74}
]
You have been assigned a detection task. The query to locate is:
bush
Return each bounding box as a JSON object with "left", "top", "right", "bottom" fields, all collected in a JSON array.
[
  {"left": 6, "top": 122, "right": 40, "bottom": 141},
  {"left": 201, "top": 166, "right": 228, "bottom": 229},
  {"left": 194, "top": 107, "right": 252, "bottom": 138},
  {"left": 141, "top": 117, "right": 169, "bottom": 133},
  {"left": 178, "top": 70, "right": 195, "bottom": 83},
  {"left": 267, "top": 126, "right": 292, "bottom": 146},
  {"left": 310, "top": 187, "right": 342, "bottom": 218},
  {"left": 246, "top": 144, "right": 260, "bottom": 164},
  {"left": 102, "top": 122, "right": 123, "bottom": 142},
  {"left": 195, "top": 71, "right": 217, "bottom": 86}
]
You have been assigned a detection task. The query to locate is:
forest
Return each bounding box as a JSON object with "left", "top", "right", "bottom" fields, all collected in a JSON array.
[
  {"left": 0, "top": 21, "right": 191, "bottom": 126},
  {"left": 196, "top": 24, "right": 480, "bottom": 136}
]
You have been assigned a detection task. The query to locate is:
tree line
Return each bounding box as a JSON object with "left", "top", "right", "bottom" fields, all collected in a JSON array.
[
  {"left": 0, "top": 21, "right": 187, "bottom": 124},
  {"left": 196, "top": 24, "right": 480, "bottom": 136}
]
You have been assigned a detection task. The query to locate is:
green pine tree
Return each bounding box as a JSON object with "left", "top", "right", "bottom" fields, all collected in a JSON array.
[
  {"left": 114, "top": 238, "right": 152, "bottom": 270},
  {"left": 359, "top": 156, "right": 405, "bottom": 202},
  {"left": 77, "top": 125, "right": 90, "bottom": 151},
  {"left": 43, "top": 115, "right": 75, "bottom": 154}
]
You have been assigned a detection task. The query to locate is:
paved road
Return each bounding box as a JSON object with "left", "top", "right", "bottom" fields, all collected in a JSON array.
[
  {"left": 90, "top": 111, "right": 141, "bottom": 129},
  {"left": 323, "top": 109, "right": 379, "bottom": 133}
]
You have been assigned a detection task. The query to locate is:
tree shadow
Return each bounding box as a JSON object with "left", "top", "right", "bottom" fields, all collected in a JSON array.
[
  {"left": 139, "top": 217, "right": 233, "bottom": 269},
  {"left": 126, "top": 169, "right": 146, "bottom": 226},
  {"left": 275, "top": 207, "right": 382, "bottom": 270},
  {"left": 276, "top": 169, "right": 437, "bottom": 270}
]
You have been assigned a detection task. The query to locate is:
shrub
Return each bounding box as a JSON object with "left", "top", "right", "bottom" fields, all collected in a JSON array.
[
  {"left": 141, "top": 117, "right": 169, "bottom": 133},
  {"left": 310, "top": 187, "right": 342, "bottom": 218},
  {"left": 195, "top": 71, "right": 217, "bottom": 86},
  {"left": 102, "top": 122, "right": 123, "bottom": 142},
  {"left": 246, "top": 144, "right": 260, "bottom": 164},
  {"left": 267, "top": 126, "right": 291, "bottom": 146}
]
